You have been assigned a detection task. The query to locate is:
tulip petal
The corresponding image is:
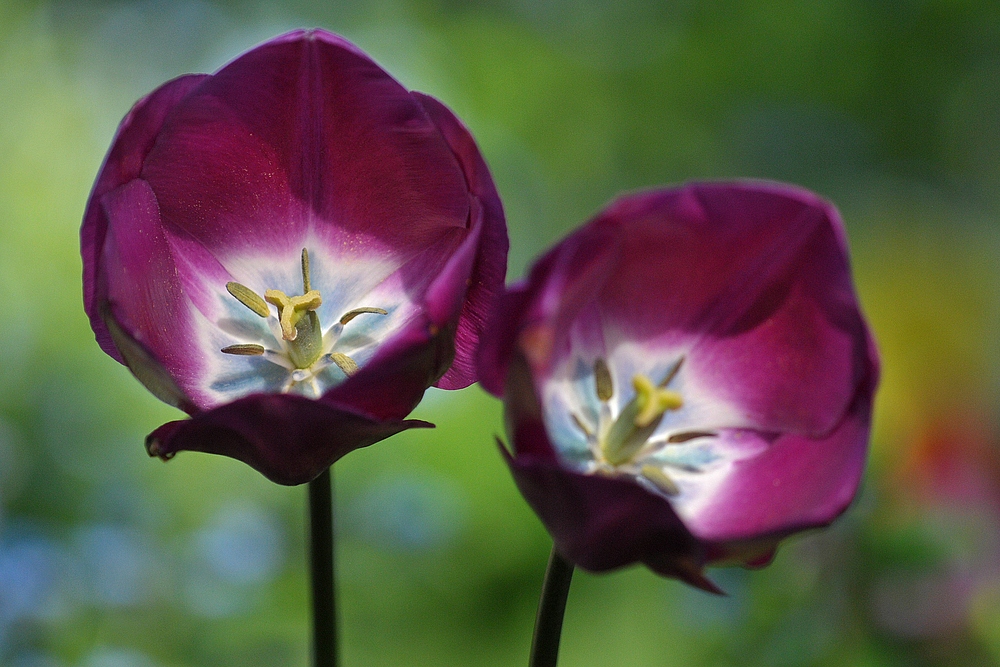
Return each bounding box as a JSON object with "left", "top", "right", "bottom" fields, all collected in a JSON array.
[
  {"left": 414, "top": 93, "right": 509, "bottom": 390},
  {"left": 322, "top": 312, "right": 453, "bottom": 421},
  {"left": 680, "top": 343, "right": 877, "bottom": 543},
  {"left": 504, "top": 448, "right": 721, "bottom": 593},
  {"left": 99, "top": 179, "right": 212, "bottom": 406},
  {"left": 592, "top": 183, "right": 865, "bottom": 436},
  {"left": 140, "top": 30, "right": 470, "bottom": 266},
  {"left": 146, "top": 393, "right": 433, "bottom": 485},
  {"left": 82, "top": 73, "right": 209, "bottom": 363}
]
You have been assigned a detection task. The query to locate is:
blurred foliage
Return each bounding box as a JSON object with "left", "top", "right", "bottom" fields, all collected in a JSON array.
[{"left": 1, "top": 0, "right": 999, "bottom": 665}]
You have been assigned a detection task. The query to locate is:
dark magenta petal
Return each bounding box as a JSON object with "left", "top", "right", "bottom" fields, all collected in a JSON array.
[
  {"left": 322, "top": 313, "right": 455, "bottom": 421},
  {"left": 685, "top": 336, "right": 878, "bottom": 543},
  {"left": 413, "top": 93, "right": 509, "bottom": 390},
  {"left": 141, "top": 30, "right": 471, "bottom": 260},
  {"left": 477, "top": 225, "right": 620, "bottom": 396},
  {"left": 504, "top": 449, "right": 721, "bottom": 593},
  {"left": 588, "top": 183, "right": 865, "bottom": 435},
  {"left": 147, "top": 393, "right": 432, "bottom": 485},
  {"left": 82, "top": 74, "right": 208, "bottom": 364},
  {"left": 98, "top": 179, "right": 210, "bottom": 407},
  {"left": 477, "top": 286, "right": 535, "bottom": 397}
]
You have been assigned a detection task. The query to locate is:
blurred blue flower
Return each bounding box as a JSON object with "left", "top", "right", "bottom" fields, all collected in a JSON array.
[
  {"left": 0, "top": 532, "right": 75, "bottom": 624},
  {"left": 183, "top": 503, "right": 285, "bottom": 617},
  {"left": 74, "top": 524, "right": 159, "bottom": 608}
]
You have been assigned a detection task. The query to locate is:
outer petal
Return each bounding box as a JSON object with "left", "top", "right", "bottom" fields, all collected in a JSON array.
[
  {"left": 82, "top": 74, "right": 209, "bottom": 364},
  {"left": 98, "top": 179, "right": 208, "bottom": 408},
  {"left": 682, "top": 333, "right": 878, "bottom": 543},
  {"left": 146, "top": 393, "right": 432, "bottom": 485},
  {"left": 414, "top": 93, "right": 509, "bottom": 389},
  {"left": 322, "top": 312, "right": 456, "bottom": 422},
  {"left": 477, "top": 223, "right": 621, "bottom": 395},
  {"left": 140, "top": 30, "right": 470, "bottom": 264},
  {"left": 504, "top": 452, "right": 720, "bottom": 593}
]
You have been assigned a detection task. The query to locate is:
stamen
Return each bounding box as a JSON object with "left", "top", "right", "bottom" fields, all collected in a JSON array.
[
  {"left": 226, "top": 282, "right": 270, "bottom": 318},
  {"left": 633, "top": 375, "right": 683, "bottom": 428},
  {"left": 594, "top": 358, "right": 614, "bottom": 401},
  {"left": 658, "top": 356, "right": 685, "bottom": 388},
  {"left": 329, "top": 352, "right": 358, "bottom": 376},
  {"left": 667, "top": 431, "right": 716, "bottom": 443},
  {"left": 640, "top": 464, "right": 680, "bottom": 496},
  {"left": 340, "top": 307, "right": 388, "bottom": 325},
  {"left": 301, "top": 248, "right": 312, "bottom": 291},
  {"left": 221, "top": 344, "right": 266, "bottom": 356},
  {"left": 265, "top": 289, "right": 323, "bottom": 341}
]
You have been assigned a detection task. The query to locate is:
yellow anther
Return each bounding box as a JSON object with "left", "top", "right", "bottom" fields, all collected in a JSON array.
[
  {"left": 632, "top": 375, "right": 683, "bottom": 428},
  {"left": 264, "top": 289, "right": 323, "bottom": 341},
  {"left": 329, "top": 352, "right": 359, "bottom": 376},
  {"left": 226, "top": 282, "right": 270, "bottom": 318},
  {"left": 594, "top": 358, "right": 614, "bottom": 401},
  {"left": 221, "top": 343, "right": 266, "bottom": 356}
]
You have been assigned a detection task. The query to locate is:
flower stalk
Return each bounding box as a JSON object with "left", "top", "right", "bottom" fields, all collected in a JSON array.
[
  {"left": 529, "top": 547, "right": 575, "bottom": 667},
  {"left": 309, "top": 467, "right": 338, "bottom": 667}
]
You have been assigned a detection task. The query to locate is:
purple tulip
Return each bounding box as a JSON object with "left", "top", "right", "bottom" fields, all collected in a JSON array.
[
  {"left": 478, "top": 182, "right": 877, "bottom": 591},
  {"left": 82, "top": 30, "right": 507, "bottom": 485}
]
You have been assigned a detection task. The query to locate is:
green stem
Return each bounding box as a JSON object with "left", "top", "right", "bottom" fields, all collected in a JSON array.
[
  {"left": 529, "top": 546, "right": 575, "bottom": 667},
  {"left": 308, "top": 467, "right": 338, "bottom": 667}
]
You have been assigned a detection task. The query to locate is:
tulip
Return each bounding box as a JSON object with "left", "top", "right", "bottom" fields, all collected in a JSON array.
[
  {"left": 478, "top": 181, "right": 877, "bottom": 592},
  {"left": 82, "top": 29, "right": 507, "bottom": 485}
]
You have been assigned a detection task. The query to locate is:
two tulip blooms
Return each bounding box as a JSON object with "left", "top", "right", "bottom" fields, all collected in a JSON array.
[{"left": 83, "top": 30, "right": 877, "bottom": 587}]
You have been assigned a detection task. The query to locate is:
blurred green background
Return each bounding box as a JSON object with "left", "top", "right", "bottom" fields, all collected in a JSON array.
[{"left": 1, "top": 0, "right": 999, "bottom": 665}]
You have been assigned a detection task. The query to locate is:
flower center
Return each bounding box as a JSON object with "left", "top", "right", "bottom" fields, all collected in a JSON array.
[
  {"left": 220, "top": 248, "right": 387, "bottom": 396},
  {"left": 568, "top": 356, "right": 714, "bottom": 497}
]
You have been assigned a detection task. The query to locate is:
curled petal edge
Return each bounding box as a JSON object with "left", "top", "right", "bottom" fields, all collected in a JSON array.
[
  {"left": 100, "top": 301, "right": 197, "bottom": 415},
  {"left": 147, "top": 393, "right": 433, "bottom": 485},
  {"left": 415, "top": 92, "right": 509, "bottom": 391}
]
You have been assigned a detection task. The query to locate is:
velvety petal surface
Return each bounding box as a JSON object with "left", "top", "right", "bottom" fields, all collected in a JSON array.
[
  {"left": 98, "top": 179, "right": 210, "bottom": 407},
  {"left": 82, "top": 73, "right": 208, "bottom": 363},
  {"left": 504, "top": 450, "right": 720, "bottom": 592},
  {"left": 147, "top": 393, "right": 432, "bottom": 485},
  {"left": 414, "top": 93, "right": 509, "bottom": 390},
  {"left": 141, "top": 30, "right": 470, "bottom": 266},
  {"left": 681, "top": 336, "right": 878, "bottom": 542}
]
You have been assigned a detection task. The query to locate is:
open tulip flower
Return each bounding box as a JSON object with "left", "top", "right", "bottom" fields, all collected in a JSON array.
[
  {"left": 82, "top": 30, "right": 507, "bottom": 485},
  {"left": 478, "top": 182, "right": 877, "bottom": 591}
]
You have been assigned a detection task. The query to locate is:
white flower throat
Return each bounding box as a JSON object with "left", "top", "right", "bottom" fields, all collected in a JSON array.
[{"left": 221, "top": 248, "right": 387, "bottom": 398}]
